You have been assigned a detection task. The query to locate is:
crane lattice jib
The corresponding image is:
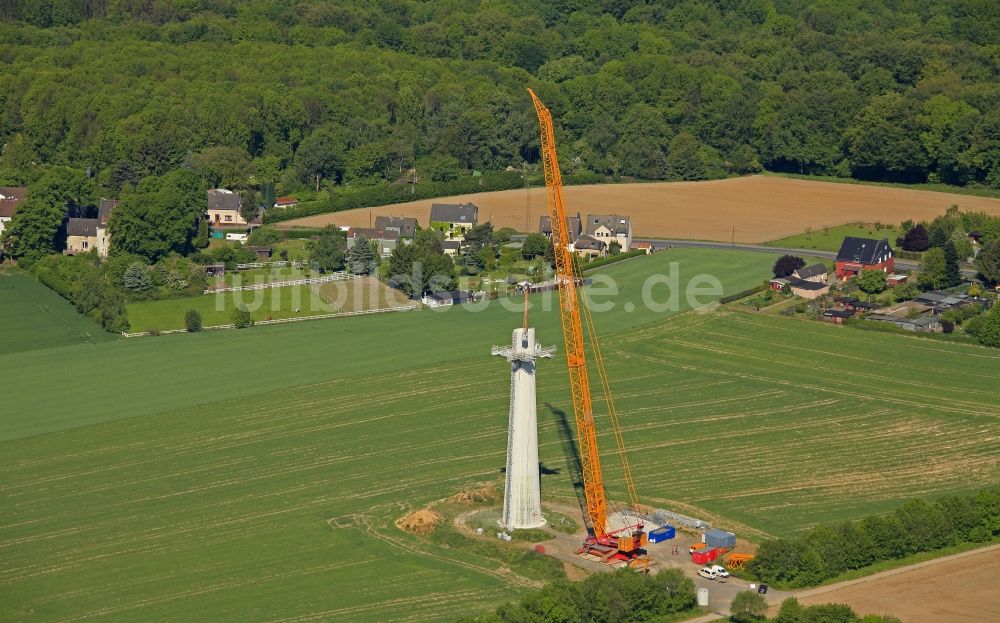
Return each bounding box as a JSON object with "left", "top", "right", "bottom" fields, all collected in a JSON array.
[{"left": 528, "top": 88, "right": 608, "bottom": 539}]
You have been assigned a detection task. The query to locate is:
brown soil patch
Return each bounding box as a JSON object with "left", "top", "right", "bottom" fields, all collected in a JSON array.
[
  {"left": 448, "top": 484, "right": 498, "bottom": 505},
  {"left": 278, "top": 176, "right": 1000, "bottom": 243},
  {"left": 395, "top": 508, "right": 443, "bottom": 535},
  {"left": 796, "top": 546, "right": 1000, "bottom": 623}
]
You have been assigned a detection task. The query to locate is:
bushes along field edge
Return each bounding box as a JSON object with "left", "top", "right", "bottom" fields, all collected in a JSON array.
[{"left": 747, "top": 485, "right": 1000, "bottom": 588}]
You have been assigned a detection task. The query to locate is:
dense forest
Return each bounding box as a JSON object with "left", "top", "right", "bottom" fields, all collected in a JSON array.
[{"left": 1, "top": 0, "right": 1000, "bottom": 208}]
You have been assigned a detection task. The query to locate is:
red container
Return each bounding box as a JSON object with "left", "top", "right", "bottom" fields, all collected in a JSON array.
[
  {"left": 706, "top": 547, "right": 721, "bottom": 562},
  {"left": 691, "top": 550, "right": 711, "bottom": 565}
]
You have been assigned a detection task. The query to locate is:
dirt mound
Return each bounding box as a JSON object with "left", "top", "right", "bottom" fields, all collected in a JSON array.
[
  {"left": 448, "top": 484, "right": 497, "bottom": 504},
  {"left": 395, "top": 508, "right": 443, "bottom": 535}
]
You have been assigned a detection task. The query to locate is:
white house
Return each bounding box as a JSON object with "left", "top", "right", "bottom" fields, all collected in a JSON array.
[{"left": 585, "top": 214, "right": 632, "bottom": 252}]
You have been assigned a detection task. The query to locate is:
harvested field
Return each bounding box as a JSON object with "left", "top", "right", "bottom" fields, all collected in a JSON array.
[
  {"left": 797, "top": 546, "right": 1000, "bottom": 623},
  {"left": 277, "top": 175, "right": 1000, "bottom": 243}
]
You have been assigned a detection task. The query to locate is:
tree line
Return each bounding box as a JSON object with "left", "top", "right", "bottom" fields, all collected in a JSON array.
[
  {"left": 1, "top": 0, "right": 999, "bottom": 220},
  {"left": 456, "top": 567, "right": 697, "bottom": 623},
  {"left": 747, "top": 485, "right": 1000, "bottom": 588}
]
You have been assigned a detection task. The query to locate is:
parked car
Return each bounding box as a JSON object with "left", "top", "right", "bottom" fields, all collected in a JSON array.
[
  {"left": 697, "top": 567, "right": 717, "bottom": 580},
  {"left": 709, "top": 564, "right": 730, "bottom": 578}
]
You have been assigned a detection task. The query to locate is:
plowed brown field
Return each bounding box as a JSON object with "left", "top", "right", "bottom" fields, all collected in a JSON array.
[
  {"left": 277, "top": 175, "right": 1000, "bottom": 243},
  {"left": 796, "top": 546, "right": 1000, "bottom": 623}
]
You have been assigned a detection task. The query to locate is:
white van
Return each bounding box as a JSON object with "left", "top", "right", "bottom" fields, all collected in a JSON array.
[
  {"left": 697, "top": 567, "right": 717, "bottom": 580},
  {"left": 225, "top": 232, "right": 248, "bottom": 244},
  {"left": 709, "top": 564, "right": 730, "bottom": 578}
]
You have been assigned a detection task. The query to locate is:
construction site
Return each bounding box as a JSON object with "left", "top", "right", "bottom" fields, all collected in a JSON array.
[{"left": 440, "top": 90, "right": 763, "bottom": 610}]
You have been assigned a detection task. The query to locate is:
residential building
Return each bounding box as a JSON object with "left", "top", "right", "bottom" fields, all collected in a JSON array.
[
  {"left": 429, "top": 203, "right": 478, "bottom": 237},
  {"left": 374, "top": 215, "right": 418, "bottom": 239},
  {"left": 207, "top": 189, "right": 246, "bottom": 226},
  {"left": 442, "top": 240, "right": 462, "bottom": 257},
  {"left": 792, "top": 263, "right": 828, "bottom": 283},
  {"left": 572, "top": 235, "right": 606, "bottom": 259},
  {"left": 539, "top": 213, "right": 582, "bottom": 241},
  {"left": 96, "top": 198, "right": 118, "bottom": 257},
  {"left": 0, "top": 186, "right": 27, "bottom": 236},
  {"left": 273, "top": 196, "right": 298, "bottom": 209},
  {"left": 789, "top": 279, "right": 829, "bottom": 300},
  {"left": 66, "top": 218, "right": 99, "bottom": 254},
  {"left": 346, "top": 227, "right": 398, "bottom": 257},
  {"left": 584, "top": 214, "right": 632, "bottom": 252},
  {"left": 835, "top": 237, "right": 894, "bottom": 279}
]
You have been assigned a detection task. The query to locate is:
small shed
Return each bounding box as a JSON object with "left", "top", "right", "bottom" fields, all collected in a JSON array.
[
  {"left": 823, "top": 308, "right": 855, "bottom": 325},
  {"left": 887, "top": 273, "right": 908, "bottom": 287},
  {"left": 248, "top": 245, "right": 273, "bottom": 261},
  {"left": 704, "top": 528, "right": 736, "bottom": 549},
  {"left": 204, "top": 263, "right": 226, "bottom": 277}
]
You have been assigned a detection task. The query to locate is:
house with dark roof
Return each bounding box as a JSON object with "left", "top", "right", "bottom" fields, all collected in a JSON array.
[
  {"left": 572, "top": 235, "right": 607, "bottom": 259},
  {"left": 539, "top": 213, "right": 582, "bottom": 241},
  {"left": 835, "top": 237, "right": 894, "bottom": 279},
  {"left": 585, "top": 214, "right": 632, "bottom": 252},
  {"left": 823, "top": 308, "right": 855, "bottom": 325},
  {"left": 346, "top": 227, "right": 399, "bottom": 257},
  {"left": 207, "top": 189, "right": 246, "bottom": 226},
  {"left": 0, "top": 186, "right": 27, "bottom": 236},
  {"left": 788, "top": 279, "right": 829, "bottom": 299},
  {"left": 66, "top": 218, "right": 100, "bottom": 254},
  {"left": 792, "top": 263, "right": 828, "bottom": 283},
  {"left": 429, "top": 203, "right": 478, "bottom": 237},
  {"left": 374, "top": 215, "right": 418, "bottom": 239}
]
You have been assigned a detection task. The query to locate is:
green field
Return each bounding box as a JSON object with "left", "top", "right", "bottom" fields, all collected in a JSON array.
[
  {"left": 764, "top": 223, "right": 900, "bottom": 252},
  {"left": 2, "top": 248, "right": 999, "bottom": 621},
  {"left": 0, "top": 270, "right": 115, "bottom": 355},
  {"left": 127, "top": 283, "right": 336, "bottom": 332}
]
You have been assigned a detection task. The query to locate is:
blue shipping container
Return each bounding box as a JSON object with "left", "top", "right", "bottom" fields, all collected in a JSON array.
[{"left": 648, "top": 526, "right": 676, "bottom": 543}]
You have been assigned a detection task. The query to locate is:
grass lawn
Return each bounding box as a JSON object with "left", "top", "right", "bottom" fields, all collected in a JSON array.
[
  {"left": 764, "top": 223, "right": 900, "bottom": 252},
  {"left": 272, "top": 239, "right": 310, "bottom": 260},
  {"left": 0, "top": 269, "right": 115, "bottom": 355},
  {"left": 127, "top": 284, "right": 334, "bottom": 332},
  {"left": 3, "top": 247, "right": 999, "bottom": 621}
]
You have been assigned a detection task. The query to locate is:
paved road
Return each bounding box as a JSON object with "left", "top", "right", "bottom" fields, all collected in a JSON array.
[{"left": 637, "top": 238, "right": 979, "bottom": 279}]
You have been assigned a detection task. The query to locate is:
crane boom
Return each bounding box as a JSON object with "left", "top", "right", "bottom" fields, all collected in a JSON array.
[{"left": 528, "top": 89, "right": 610, "bottom": 538}]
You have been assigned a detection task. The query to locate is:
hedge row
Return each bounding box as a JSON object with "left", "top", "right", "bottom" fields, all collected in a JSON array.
[
  {"left": 581, "top": 249, "right": 646, "bottom": 272},
  {"left": 748, "top": 486, "right": 1000, "bottom": 588},
  {"left": 264, "top": 172, "right": 524, "bottom": 224},
  {"left": 719, "top": 281, "right": 770, "bottom": 304},
  {"left": 264, "top": 171, "right": 620, "bottom": 226}
]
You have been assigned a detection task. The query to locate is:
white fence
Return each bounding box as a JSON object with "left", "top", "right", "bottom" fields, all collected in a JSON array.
[
  {"left": 235, "top": 260, "right": 307, "bottom": 269},
  {"left": 205, "top": 272, "right": 356, "bottom": 294},
  {"left": 121, "top": 304, "right": 417, "bottom": 338}
]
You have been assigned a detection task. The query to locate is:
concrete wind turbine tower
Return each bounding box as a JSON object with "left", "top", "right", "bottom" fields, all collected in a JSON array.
[{"left": 492, "top": 298, "right": 554, "bottom": 530}]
